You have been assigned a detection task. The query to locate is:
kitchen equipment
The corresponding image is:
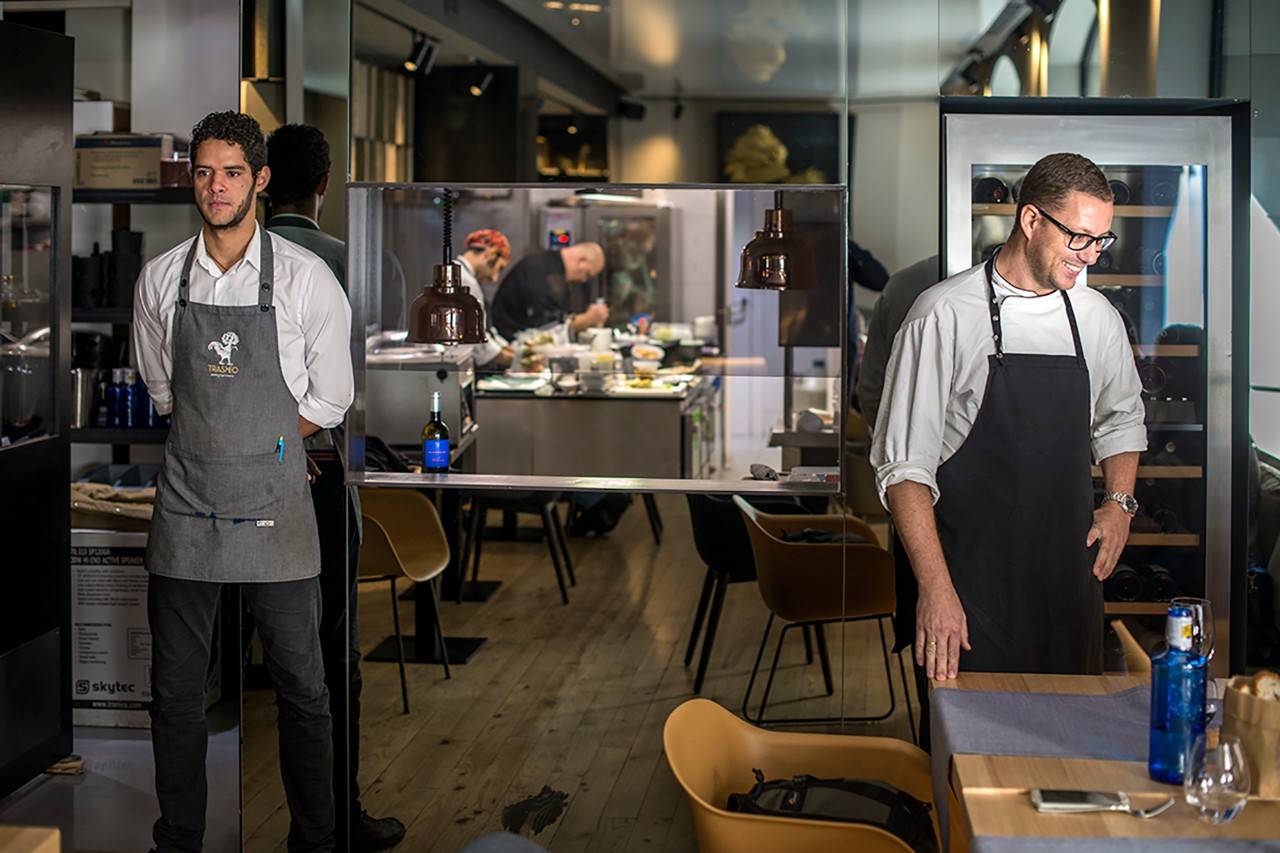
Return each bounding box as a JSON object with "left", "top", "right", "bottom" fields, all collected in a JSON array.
[
  {"left": 0, "top": 325, "right": 52, "bottom": 441},
  {"left": 71, "top": 368, "right": 94, "bottom": 428}
]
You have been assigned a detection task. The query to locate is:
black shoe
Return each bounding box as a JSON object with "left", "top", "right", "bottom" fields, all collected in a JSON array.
[{"left": 351, "top": 811, "right": 406, "bottom": 851}]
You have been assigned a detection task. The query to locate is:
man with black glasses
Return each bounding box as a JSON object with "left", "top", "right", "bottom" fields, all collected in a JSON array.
[{"left": 873, "top": 153, "right": 1146, "bottom": 704}]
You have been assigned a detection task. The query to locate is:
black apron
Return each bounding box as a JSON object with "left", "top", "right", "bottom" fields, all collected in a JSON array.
[{"left": 892, "top": 255, "right": 1102, "bottom": 674}]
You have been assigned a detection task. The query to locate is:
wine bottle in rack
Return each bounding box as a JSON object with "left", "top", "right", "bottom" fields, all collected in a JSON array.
[
  {"left": 972, "top": 175, "right": 1010, "bottom": 204},
  {"left": 1109, "top": 179, "right": 1133, "bottom": 206},
  {"left": 1145, "top": 564, "right": 1181, "bottom": 601},
  {"left": 1106, "top": 563, "right": 1145, "bottom": 602}
]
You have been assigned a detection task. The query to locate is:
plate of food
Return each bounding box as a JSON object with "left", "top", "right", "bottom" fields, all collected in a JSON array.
[{"left": 631, "top": 343, "right": 664, "bottom": 362}]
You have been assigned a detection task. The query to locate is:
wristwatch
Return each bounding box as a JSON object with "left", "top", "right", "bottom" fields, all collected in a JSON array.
[{"left": 1102, "top": 491, "right": 1139, "bottom": 515}]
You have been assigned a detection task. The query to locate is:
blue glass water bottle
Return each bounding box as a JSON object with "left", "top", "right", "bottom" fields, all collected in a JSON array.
[{"left": 1148, "top": 603, "right": 1207, "bottom": 784}]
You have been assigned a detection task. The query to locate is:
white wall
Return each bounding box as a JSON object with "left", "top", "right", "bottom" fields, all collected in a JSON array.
[{"left": 65, "top": 8, "right": 130, "bottom": 103}]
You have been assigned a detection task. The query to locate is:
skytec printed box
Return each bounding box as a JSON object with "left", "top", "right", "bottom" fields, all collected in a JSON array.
[
  {"left": 74, "top": 133, "right": 181, "bottom": 190},
  {"left": 71, "top": 531, "right": 219, "bottom": 727}
]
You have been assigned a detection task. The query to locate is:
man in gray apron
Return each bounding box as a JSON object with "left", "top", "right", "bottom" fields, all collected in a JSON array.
[
  {"left": 872, "top": 153, "right": 1145, "bottom": 743},
  {"left": 134, "top": 112, "right": 353, "bottom": 852}
]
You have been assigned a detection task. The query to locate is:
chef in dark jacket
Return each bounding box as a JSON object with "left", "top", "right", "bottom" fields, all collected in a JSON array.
[
  {"left": 872, "top": 153, "right": 1146, "bottom": 692},
  {"left": 489, "top": 241, "right": 607, "bottom": 340}
]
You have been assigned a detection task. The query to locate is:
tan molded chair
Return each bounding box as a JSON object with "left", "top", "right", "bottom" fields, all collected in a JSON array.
[
  {"left": 358, "top": 487, "right": 452, "bottom": 714},
  {"left": 664, "top": 698, "right": 938, "bottom": 853},
  {"left": 733, "top": 496, "right": 912, "bottom": 733},
  {"left": 1111, "top": 618, "right": 1153, "bottom": 675}
]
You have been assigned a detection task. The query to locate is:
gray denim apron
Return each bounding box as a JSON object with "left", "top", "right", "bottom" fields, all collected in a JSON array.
[{"left": 146, "top": 232, "right": 321, "bottom": 582}]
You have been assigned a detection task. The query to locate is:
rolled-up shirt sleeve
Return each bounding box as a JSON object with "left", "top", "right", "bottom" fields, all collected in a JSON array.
[
  {"left": 297, "top": 259, "right": 354, "bottom": 428},
  {"left": 1091, "top": 305, "right": 1148, "bottom": 462},
  {"left": 871, "top": 311, "right": 955, "bottom": 508},
  {"left": 132, "top": 262, "right": 173, "bottom": 415}
]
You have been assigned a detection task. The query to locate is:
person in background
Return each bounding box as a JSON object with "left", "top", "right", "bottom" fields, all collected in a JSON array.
[
  {"left": 455, "top": 228, "right": 516, "bottom": 370},
  {"left": 265, "top": 123, "right": 406, "bottom": 852},
  {"left": 855, "top": 256, "right": 940, "bottom": 433},
  {"left": 134, "top": 111, "right": 349, "bottom": 852},
  {"left": 872, "top": 153, "right": 1145, "bottom": 744},
  {"left": 489, "top": 241, "right": 607, "bottom": 340}
]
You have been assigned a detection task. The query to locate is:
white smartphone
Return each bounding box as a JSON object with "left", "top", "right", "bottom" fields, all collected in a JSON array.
[{"left": 1030, "top": 789, "right": 1130, "bottom": 813}]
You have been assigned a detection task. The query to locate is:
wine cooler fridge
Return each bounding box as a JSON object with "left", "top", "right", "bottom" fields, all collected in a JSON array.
[{"left": 941, "top": 97, "right": 1250, "bottom": 674}]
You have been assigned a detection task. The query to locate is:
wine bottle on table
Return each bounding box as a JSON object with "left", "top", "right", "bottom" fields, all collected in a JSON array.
[{"left": 422, "top": 390, "right": 451, "bottom": 474}]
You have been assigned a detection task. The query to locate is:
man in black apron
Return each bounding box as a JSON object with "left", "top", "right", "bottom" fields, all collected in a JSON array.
[
  {"left": 872, "top": 153, "right": 1146, "bottom": 744},
  {"left": 134, "top": 112, "right": 353, "bottom": 851}
]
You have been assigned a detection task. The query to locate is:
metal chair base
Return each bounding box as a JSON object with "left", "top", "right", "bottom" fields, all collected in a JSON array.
[{"left": 741, "top": 613, "right": 917, "bottom": 742}]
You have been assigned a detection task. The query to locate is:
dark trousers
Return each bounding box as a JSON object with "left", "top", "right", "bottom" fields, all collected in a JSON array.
[
  {"left": 310, "top": 458, "right": 363, "bottom": 845},
  {"left": 149, "top": 574, "right": 334, "bottom": 853}
]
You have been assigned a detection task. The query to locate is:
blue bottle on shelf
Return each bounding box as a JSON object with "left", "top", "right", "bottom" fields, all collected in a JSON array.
[
  {"left": 133, "top": 374, "right": 151, "bottom": 428},
  {"left": 119, "top": 368, "right": 137, "bottom": 428},
  {"left": 105, "top": 368, "right": 125, "bottom": 428},
  {"left": 1148, "top": 603, "right": 1207, "bottom": 784}
]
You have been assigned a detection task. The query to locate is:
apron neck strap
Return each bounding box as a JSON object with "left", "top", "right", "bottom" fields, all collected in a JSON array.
[
  {"left": 257, "top": 230, "right": 275, "bottom": 312},
  {"left": 176, "top": 228, "right": 276, "bottom": 313},
  {"left": 983, "top": 252, "right": 1005, "bottom": 361},
  {"left": 984, "top": 249, "right": 1087, "bottom": 367},
  {"left": 176, "top": 236, "right": 199, "bottom": 307}
]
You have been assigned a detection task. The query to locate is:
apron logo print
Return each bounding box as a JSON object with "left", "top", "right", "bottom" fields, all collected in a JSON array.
[{"left": 207, "top": 331, "right": 241, "bottom": 376}]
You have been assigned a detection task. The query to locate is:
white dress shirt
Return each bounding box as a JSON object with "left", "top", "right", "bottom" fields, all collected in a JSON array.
[
  {"left": 455, "top": 255, "right": 508, "bottom": 366},
  {"left": 133, "top": 223, "right": 354, "bottom": 428},
  {"left": 871, "top": 260, "right": 1147, "bottom": 506}
]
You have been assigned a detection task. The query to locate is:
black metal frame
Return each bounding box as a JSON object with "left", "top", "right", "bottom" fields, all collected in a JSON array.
[
  {"left": 461, "top": 495, "right": 576, "bottom": 605},
  {"left": 741, "top": 614, "right": 916, "bottom": 742},
  {"left": 360, "top": 573, "right": 451, "bottom": 715}
]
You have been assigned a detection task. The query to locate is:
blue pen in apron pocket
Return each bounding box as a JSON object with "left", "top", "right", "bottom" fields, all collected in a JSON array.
[{"left": 276, "top": 435, "right": 284, "bottom": 461}]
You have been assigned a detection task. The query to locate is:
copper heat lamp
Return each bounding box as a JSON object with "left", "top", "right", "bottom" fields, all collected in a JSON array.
[
  {"left": 735, "top": 190, "right": 813, "bottom": 291},
  {"left": 408, "top": 189, "right": 487, "bottom": 344}
]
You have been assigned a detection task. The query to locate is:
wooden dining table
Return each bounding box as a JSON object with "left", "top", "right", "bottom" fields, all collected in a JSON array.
[{"left": 936, "top": 673, "right": 1280, "bottom": 852}]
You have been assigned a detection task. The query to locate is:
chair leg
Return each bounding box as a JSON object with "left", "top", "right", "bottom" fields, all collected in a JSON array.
[
  {"left": 549, "top": 504, "right": 576, "bottom": 587},
  {"left": 741, "top": 613, "right": 775, "bottom": 721},
  {"left": 642, "top": 493, "right": 663, "bottom": 545},
  {"left": 390, "top": 577, "right": 409, "bottom": 715},
  {"left": 897, "top": 644, "right": 917, "bottom": 745},
  {"left": 751, "top": 622, "right": 795, "bottom": 726},
  {"left": 540, "top": 504, "right": 570, "bottom": 605},
  {"left": 802, "top": 625, "right": 814, "bottom": 664},
  {"left": 692, "top": 573, "right": 727, "bottom": 695},
  {"left": 685, "top": 568, "right": 716, "bottom": 667},
  {"left": 814, "top": 622, "right": 835, "bottom": 696},
  {"left": 427, "top": 577, "right": 451, "bottom": 680}
]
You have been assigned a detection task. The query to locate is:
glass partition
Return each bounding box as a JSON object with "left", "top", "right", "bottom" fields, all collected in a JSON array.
[
  {"left": 346, "top": 183, "right": 847, "bottom": 495},
  {"left": 0, "top": 185, "right": 56, "bottom": 449}
]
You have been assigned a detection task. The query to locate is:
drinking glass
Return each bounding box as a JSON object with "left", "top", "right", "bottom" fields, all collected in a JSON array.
[
  {"left": 1171, "top": 596, "right": 1214, "bottom": 661},
  {"left": 1184, "top": 733, "right": 1250, "bottom": 824}
]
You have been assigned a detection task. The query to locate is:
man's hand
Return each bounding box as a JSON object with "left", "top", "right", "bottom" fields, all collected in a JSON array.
[
  {"left": 298, "top": 415, "right": 321, "bottom": 438},
  {"left": 493, "top": 345, "right": 515, "bottom": 369},
  {"left": 915, "top": 581, "right": 971, "bottom": 681},
  {"left": 571, "top": 302, "right": 609, "bottom": 332},
  {"left": 1087, "top": 501, "right": 1132, "bottom": 580}
]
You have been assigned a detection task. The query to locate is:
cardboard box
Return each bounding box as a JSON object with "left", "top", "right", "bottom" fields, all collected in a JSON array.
[
  {"left": 70, "top": 530, "right": 220, "bottom": 727},
  {"left": 74, "top": 133, "right": 182, "bottom": 190},
  {"left": 73, "top": 99, "right": 130, "bottom": 134}
]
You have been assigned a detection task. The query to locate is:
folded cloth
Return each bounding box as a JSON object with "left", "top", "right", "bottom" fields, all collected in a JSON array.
[
  {"left": 973, "top": 838, "right": 1280, "bottom": 852},
  {"left": 70, "top": 482, "right": 155, "bottom": 530},
  {"left": 931, "top": 686, "right": 1150, "bottom": 847}
]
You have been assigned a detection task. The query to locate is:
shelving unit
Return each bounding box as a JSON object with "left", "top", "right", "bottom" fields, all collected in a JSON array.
[
  {"left": 1127, "top": 533, "right": 1200, "bottom": 547},
  {"left": 1104, "top": 601, "right": 1172, "bottom": 616},
  {"left": 73, "top": 187, "right": 190, "bottom": 205},
  {"left": 971, "top": 203, "right": 1175, "bottom": 218},
  {"left": 72, "top": 307, "right": 132, "bottom": 324},
  {"left": 70, "top": 428, "right": 166, "bottom": 445},
  {"left": 1095, "top": 274, "right": 1164, "bottom": 287},
  {"left": 1091, "top": 465, "right": 1203, "bottom": 479}
]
